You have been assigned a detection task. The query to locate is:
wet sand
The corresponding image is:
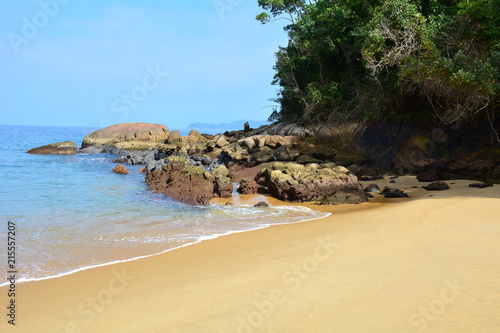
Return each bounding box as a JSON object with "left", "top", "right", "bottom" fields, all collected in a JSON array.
[{"left": 1, "top": 177, "right": 499, "bottom": 332}]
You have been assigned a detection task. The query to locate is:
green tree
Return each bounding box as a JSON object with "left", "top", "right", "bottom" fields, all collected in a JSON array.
[{"left": 258, "top": 0, "right": 499, "bottom": 124}]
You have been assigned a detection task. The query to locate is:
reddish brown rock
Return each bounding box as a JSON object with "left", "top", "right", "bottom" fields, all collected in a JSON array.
[
  {"left": 27, "top": 141, "right": 77, "bottom": 155},
  {"left": 231, "top": 165, "right": 265, "bottom": 183},
  {"left": 146, "top": 162, "right": 214, "bottom": 206},
  {"left": 138, "top": 167, "right": 147, "bottom": 173},
  {"left": 112, "top": 165, "right": 128, "bottom": 174},
  {"left": 238, "top": 178, "right": 262, "bottom": 195}
]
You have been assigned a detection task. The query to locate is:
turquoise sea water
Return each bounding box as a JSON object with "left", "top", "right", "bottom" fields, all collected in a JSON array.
[{"left": 0, "top": 125, "right": 328, "bottom": 284}]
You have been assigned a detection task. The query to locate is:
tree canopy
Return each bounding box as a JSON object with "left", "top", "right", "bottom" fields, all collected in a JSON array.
[{"left": 257, "top": 0, "right": 499, "bottom": 125}]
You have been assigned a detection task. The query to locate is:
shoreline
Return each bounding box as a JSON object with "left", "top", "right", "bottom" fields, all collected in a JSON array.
[
  {"left": 1, "top": 177, "right": 499, "bottom": 332},
  {"left": 0, "top": 200, "right": 331, "bottom": 288}
]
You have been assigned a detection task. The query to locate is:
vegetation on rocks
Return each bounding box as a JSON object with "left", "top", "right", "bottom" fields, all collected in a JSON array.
[{"left": 257, "top": 0, "right": 499, "bottom": 125}]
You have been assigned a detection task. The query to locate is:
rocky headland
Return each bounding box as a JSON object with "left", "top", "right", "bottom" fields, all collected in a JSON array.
[{"left": 29, "top": 121, "right": 499, "bottom": 205}]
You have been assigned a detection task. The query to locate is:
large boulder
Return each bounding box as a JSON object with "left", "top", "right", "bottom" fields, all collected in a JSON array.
[
  {"left": 145, "top": 157, "right": 233, "bottom": 205},
  {"left": 166, "top": 130, "right": 182, "bottom": 143},
  {"left": 255, "top": 162, "right": 363, "bottom": 203},
  {"left": 423, "top": 181, "right": 449, "bottom": 191},
  {"left": 146, "top": 159, "right": 214, "bottom": 206},
  {"left": 27, "top": 141, "right": 77, "bottom": 155},
  {"left": 82, "top": 123, "right": 169, "bottom": 149}
]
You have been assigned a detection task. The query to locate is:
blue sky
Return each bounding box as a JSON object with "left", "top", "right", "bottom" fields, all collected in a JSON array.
[{"left": 0, "top": 0, "right": 288, "bottom": 129}]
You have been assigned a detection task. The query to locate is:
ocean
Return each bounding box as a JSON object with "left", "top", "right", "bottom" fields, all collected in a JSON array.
[{"left": 0, "top": 125, "right": 328, "bottom": 285}]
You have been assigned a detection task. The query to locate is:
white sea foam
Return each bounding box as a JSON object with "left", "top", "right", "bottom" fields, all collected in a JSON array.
[{"left": 0, "top": 207, "right": 330, "bottom": 287}]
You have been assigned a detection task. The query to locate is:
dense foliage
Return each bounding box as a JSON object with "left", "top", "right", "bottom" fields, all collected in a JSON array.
[{"left": 257, "top": 0, "right": 499, "bottom": 124}]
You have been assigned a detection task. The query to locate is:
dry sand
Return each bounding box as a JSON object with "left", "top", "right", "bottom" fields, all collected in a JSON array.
[{"left": 1, "top": 177, "right": 499, "bottom": 332}]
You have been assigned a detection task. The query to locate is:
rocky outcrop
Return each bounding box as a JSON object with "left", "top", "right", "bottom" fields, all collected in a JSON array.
[
  {"left": 146, "top": 163, "right": 213, "bottom": 206},
  {"left": 82, "top": 123, "right": 169, "bottom": 149},
  {"left": 80, "top": 121, "right": 499, "bottom": 184},
  {"left": 145, "top": 157, "right": 232, "bottom": 206},
  {"left": 27, "top": 141, "right": 77, "bottom": 155},
  {"left": 145, "top": 155, "right": 365, "bottom": 205},
  {"left": 81, "top": 120, "right": 500, "bottom": 206},
  {"left": 252, "top": 162, "right": 364, "bottom": 203},
  {"left": 303, "top": 120, "right": 500, "bottom": 182}
]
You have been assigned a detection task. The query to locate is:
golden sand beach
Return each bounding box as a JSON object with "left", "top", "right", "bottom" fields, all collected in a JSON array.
[{"left": 1, "top": 177, "right": 499, "bottom": 332}]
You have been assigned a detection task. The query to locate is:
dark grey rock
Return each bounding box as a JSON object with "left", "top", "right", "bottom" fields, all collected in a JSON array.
[
  {"left": 381, "top": 186, "right": 409, "bottom": 198},
  {"left": 469, "top": 183, "right": 494, "bottom": 188},
  {"left": 424, "top": 181, "right": 450, "bottom": 191},
  {"left": 79, "top": 146, "right": 104, "bottom": 154},
  {"left": 364, "top": 184, "right": 380, "bottom": 192}
]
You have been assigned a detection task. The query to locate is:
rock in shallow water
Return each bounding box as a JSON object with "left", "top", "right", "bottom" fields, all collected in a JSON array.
[
  {"left": 112, "top": 165, "right": 128, "bottom": 174},
  {"left": 27, "top": 141, "right": 77, "bottom": 155},
  {"left": 146, "top": 162, "right": 214, "bottom": 205},
  {"left": 145, "top": 157, "right": 233, "bottom": 205}
]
